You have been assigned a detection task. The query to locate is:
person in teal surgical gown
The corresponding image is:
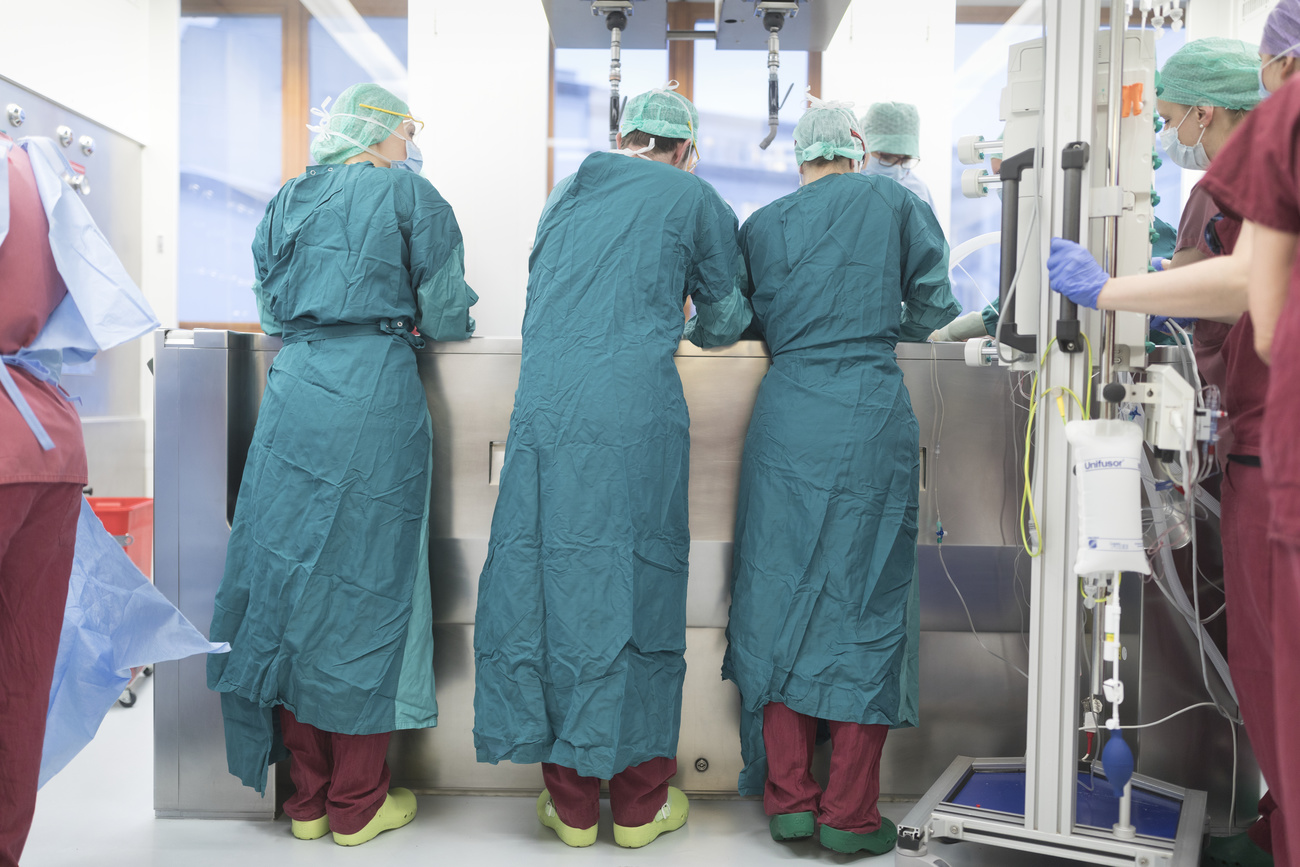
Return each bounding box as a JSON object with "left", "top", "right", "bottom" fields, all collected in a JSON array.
[
  {"left": 473, "top": 82, "right": 753, "bottom": 851},
  {"left": 207, "top": 83, "right": 476, "bottom": 847},
  {"left": 723, "top": 95, "right": 959, "bottom": 856}
]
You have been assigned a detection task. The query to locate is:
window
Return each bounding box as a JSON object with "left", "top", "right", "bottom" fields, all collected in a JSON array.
[
  {"left": 692, "top": 24, "right": 810, "bottom": 221},
  {"left": 552, "top": 47, "right": 667, "bottom": 184},
  {"left": 179, "top": 15, "right": 283, "bottom": 325},
  {"left": 178, "top": 0, "right": 408, "bottom": 329}
]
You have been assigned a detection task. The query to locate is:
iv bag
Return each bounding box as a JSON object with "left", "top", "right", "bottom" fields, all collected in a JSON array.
[{"left": 1066, "top": 419, "right": 1152, "bottom": 576}]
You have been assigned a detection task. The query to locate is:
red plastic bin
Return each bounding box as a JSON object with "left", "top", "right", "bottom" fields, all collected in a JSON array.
[{"left": 87, "top": 497, "right": 154, "bottom": 579}]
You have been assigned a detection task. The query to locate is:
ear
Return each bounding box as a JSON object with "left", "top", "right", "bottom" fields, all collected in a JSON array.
[
  {"left": 616, "top": 133, "right": 625, "bottom": 149},
  {"left": 675, "top": 140, "right": 691, "bottom": 166},
  {"left": 1285, "top": 56, "right": 1300, "bottom": 79},
  {"left": 1198, "top": 105, "right": 1214, "bottom": 128}
]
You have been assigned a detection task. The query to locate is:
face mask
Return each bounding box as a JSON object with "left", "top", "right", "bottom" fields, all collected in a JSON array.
[
  {"left": 1258, "top": 41, "right": 1300, "bottom": 97},
  {"left": 1157, "top": 107, "right": 1210, "bottom": 171},
  {"left": 862, "top": 156, "right": 908, "bottom": 180},
  {"left": 390, "top": 137, "right": 423, "bottom": 175}
]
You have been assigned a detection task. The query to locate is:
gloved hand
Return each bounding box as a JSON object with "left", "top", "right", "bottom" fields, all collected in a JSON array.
[
  {"left": 1047, "top": 238, "right": 1109, "bottom": 309},
  {"left": 1150, "top": 257, "right": 1171, "bottom": 272},
  {"left": 1150, "top": 315, "right": 1195, "bottom": 334}
]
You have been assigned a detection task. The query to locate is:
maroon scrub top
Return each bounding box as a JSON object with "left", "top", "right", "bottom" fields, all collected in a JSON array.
[
  {"left": 0, "top": 135, "right": 86, "bottom": 486},
  {"left": 1200, "top": 76, "right": 1300, "bottom": 541}
]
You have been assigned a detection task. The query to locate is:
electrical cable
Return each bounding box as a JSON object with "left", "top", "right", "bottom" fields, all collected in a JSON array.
[
  {"left": 928, "top": 341, "right": 1030, "bottom": 680},
  {"left": 938, "top": 546, "right": 1030, "bottom": 680},
  {"left": 1079, "top": 701, "right": 1218, "bottom": 731}
]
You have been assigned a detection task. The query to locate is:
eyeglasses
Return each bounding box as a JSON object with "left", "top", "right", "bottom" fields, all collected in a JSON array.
[
  {"left": 684, "top": 121, "right": 702, "bottom": 173},
  {"left": 875, "top": 153, "right": 920, "bottom": 169},
  {"left": 359, "top": 103, "right": 425, "bottom": 139}
]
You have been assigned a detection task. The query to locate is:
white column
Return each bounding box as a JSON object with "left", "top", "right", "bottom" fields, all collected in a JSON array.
[
  {"left": 1187, "top": 0, "right": 1276, "bottom": 43},
  {"left": 820, "top": 1, "right": 958, "bottom": 234},
  {"left": 140, "top": 0, "right": 182, "bottom": 494},
  {"left": 407, "top": 0, "right": 553, "bottom": 338}
]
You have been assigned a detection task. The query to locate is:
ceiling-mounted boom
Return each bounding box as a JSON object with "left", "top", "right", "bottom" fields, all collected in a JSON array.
[
  {"left": 589, "top": 1, "right": 636, "bottom": 150},
  {"left": 755, "top": 1, "right": 798, "bottom": 149},
  {"left": 601, "top": 4, "right": 629, "bottom": 149}
]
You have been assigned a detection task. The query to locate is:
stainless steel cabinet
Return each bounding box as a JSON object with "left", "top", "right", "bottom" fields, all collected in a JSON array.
[{"left": 153, "top": 331, "right": 1245, "bottom": 819}]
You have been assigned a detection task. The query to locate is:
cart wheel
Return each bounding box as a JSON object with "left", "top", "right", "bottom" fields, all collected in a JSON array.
[
  {"left": 118, "top": 688, "right": 137, "bottom": 708},
  {"left": 142, "top": 666, "right": 154, "bottom": 677}
]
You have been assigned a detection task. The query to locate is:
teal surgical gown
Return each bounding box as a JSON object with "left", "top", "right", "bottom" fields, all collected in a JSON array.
[
  {"left": 208, "top": 162, "right": 477, "bottom": 793},
  {"left": 722, "top": 172, "right": 959, "bottom": 795},
  {"left": 473, "top": 152, "right": 753, "bottom": 779}
]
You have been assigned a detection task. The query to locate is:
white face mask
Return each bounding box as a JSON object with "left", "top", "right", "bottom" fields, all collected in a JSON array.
[
  {"left": 390, "top": 138, "right": 423, "bottom": 174},
  {"left": 1157, "top": 107, "right": 1210, "bottom": 171}
]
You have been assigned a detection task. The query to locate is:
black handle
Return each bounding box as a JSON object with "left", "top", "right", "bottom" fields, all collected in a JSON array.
[
  {"left": 997, "top": 148, "right": 1039, "bottom": 354},
  {"left": 1056, "top": 142, "right": 1090, "bottom": 353}
]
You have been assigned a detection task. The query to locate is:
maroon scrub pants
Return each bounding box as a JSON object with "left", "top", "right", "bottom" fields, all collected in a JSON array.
[
  {"left": 1273, "top": 540, "right": 1300, "bottom": 864},
  {"left": 762, "top": 701, "right": 889, "bottom": 834},
  {"left": 0, "top": 482, "right": 82, "bottom": 867},
  {"left": 279, "top": 708, "right": 392, "bottom": 835},
  {"left": 542, "top": 756, "right": 677, "bottom": 829},
  {"left": 1223, "top": 463, "right": 1291, "bottom": 863}
]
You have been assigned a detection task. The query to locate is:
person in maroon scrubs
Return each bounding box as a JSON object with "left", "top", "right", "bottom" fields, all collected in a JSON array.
[
  {"left": 0, "top": 133, "right": 88, "bottom": 867},
  {"left": 1045, "top": 24, "right": 1300, "bottom": 863},
  {"left": 1201, "top": 69, "right": 1300, "bottom": 867}
]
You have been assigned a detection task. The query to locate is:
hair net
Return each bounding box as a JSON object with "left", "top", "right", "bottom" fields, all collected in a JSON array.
[
  {"left": 793, "top": 94, "right": 865, "bottom": 166},
  {"left": 1262, "top": 0, "right": 1300, "bottom": 56},
  {"left": 620, "top": 82, "right": 700, "bottom": 143},
  {"left": 860, "top": 102, "right": 921, "bottom": 158},
  {"left": 309, "top": 83, "right": 409, "bottom": 165},
  {"left": 1157, "top": 38, "right": 1261, "bottom": 111}
]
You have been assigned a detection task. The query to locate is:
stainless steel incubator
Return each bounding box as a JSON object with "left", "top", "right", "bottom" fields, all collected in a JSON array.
[{"left": 153, "top": 331, "right": 1248, "bottom": 820}]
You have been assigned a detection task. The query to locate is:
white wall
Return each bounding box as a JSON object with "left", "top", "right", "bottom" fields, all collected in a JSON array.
[
  {"left": 407, "top": 0, "right": 552, "bottom": 338},
  {"left": 1187, "top": 0, "right": 1276, "bottom": 43},
  {"left": 822, "top": 0, "right": 958, "bottom": 234},
  {"left": 0, "top": 0, "right": 154, "bottom": 145}
]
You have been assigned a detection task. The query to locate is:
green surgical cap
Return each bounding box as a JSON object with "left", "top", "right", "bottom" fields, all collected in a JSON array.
[
  {"left": 1158, "top": 38, "right": 1261, "bottom": 111},
  {"left": 860, "top": 102, "right": 921, "bottom": 158},
  {"left": 794, "top": 95, "right": 864, "bottom": 166},
  {"left": 619, "top": 83, "right": 700, "bottom": 142},
  {"left": 310, "top": 83, "right": 409, "bottom": 165}
]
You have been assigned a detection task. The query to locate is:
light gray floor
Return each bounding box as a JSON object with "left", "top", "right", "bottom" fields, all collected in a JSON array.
[{"left": 24, "top": 677, "right": 1068, "bottom": 867}]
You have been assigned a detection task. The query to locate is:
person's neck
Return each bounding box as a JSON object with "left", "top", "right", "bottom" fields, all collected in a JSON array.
[
  {"left": 801, "top": 163, "right": 852, "bottom": 185},
  {"left": 345, "top": 153, "right": 390, "bottom": 168}
]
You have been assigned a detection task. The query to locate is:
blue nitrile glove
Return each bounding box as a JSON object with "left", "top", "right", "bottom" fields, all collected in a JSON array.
[
  {"left": 1150, "top": 257, "right": 1170, "bottom": 272},
  {"left": 1048, "top": 238, "right": 1109, "bottom": 309},
  {"left": 1150, "top": 315, "right": 1195, "bottom": 334}
]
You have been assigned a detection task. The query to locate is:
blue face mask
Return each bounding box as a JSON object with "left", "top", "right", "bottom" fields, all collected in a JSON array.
[
  {"left": 862, "top": 156, "right": 908, "bottom": 180},
  {"left": 390, "top": 138, "right": 423, "bottom": 175}
]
